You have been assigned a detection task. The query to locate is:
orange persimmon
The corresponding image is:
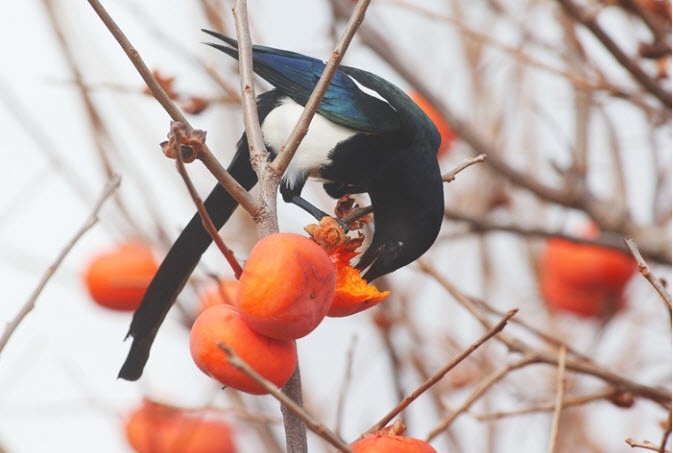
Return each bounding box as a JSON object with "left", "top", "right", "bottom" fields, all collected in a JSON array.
[
  {"left": 198, "top": 280, "right": 238, "bottom": 314},
  {"left": 235, "top": 233, "right": 335, "bottom": 340},
  {"left": 305, "top": 218, "right": 390, "bottom": 317},
  {"left": 190, "top": 305, "right": 297, "bottom": 394},
  {"left": 83, "top": 242, "right": 158, "bottom": 311},
  {"left": 351, "top": 433, "right": 438, "bottom": 453},
  {"left": 124, "top": 400, "right": 236, "bottom": 453},
  {"left": 327, "top": 237, "right": 390, "bottom": 317},
  {"left": 409, "top": 89, "right": 455, "bottom": 157},
  {"left": 540, "top": 229, "right": 636, "bottom": 318}
]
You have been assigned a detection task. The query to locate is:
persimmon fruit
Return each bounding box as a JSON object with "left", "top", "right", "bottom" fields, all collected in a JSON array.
[
  {"left": 190, "top": 305, "right": 297, "bottom": 394},
  {"left": 83, "top": 242, "right": 158, "bottom": 311},
  {"left": 124, "top": 400, "right": 236, "bottom": 453},
  {"left": 540, "top": 233, "right": 636, "bottom": 318},
  {"left": 235, "top": 233, "right": 336, "bottom": 340},
  {"left": 351, "top": 433, "right": 438, "bottom": 452},
  {"left": 409, "top": 89, "right": 455, "bottom": 157}
]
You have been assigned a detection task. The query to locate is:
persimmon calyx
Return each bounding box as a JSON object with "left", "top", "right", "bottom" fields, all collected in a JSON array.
[{"left": 161, "top": 121, "right": 206, "bottom": 163}]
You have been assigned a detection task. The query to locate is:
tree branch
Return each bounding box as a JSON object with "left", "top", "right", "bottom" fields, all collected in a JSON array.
[
  {"left": 86, "top": 0, "right": 259, "bottom": 218},
  {"left": 0, "top": 176, "right": 120, "bottom": 355}
]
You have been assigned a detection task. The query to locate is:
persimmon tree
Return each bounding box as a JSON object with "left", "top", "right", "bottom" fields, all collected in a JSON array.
[{"left": 0, "top": 1, "right": 670, "bottom": 452}]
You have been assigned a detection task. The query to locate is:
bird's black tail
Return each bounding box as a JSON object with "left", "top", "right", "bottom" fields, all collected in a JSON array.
[{"left": 118, "top": 142, "right": 257, "bottom": 381}]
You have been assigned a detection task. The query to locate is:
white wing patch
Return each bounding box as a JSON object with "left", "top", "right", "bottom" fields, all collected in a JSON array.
[{"left": 261, "top": 98, "right": 359, "bottom": 189}]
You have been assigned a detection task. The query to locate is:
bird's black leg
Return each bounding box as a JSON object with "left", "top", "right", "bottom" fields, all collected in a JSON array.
[{"left": 286, "top": 194, "right": 350, "bottom": 232}]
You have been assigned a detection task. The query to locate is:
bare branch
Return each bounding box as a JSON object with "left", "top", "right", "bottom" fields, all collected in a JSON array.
[
  {"left": 547, "top": 347, "right": 567, "bottom": 453},
  {"left": 86, "top": 0, "right": 259, "bottom": 217},
  {"left": 626, "top": 437, "right": 671, "bottom": 453},
  {"left": 555, "top": 0, "right": 672, "bottom": 109},
  {"left": 368, "top": 308, "right": 517, "bottom": 433},
  {"left": 216, "top": 343, "right": 354, "bottom": 453},
  {"left": 270, "top": 0, "right": 372, "bottom": 175},
  {"left": 417, "top": 258, "right": 672, "bottom": 406},
  {"left": 442, "top": 154, "right": 487, "bottom": 183},
  {"left": 0, "top": 176, "right": 121, "bottom": 355},
  {"left": 625, "top": 238, "right": 672, "bottom": 313},
  {"left": 172, "top": 133, "right": 243, "bottom": 279},
  {"left": 426, "top": 355, "right": 535, "bottom": 441}
]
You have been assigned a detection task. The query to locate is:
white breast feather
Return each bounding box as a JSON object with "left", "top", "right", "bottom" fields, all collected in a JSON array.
[{"left": 261, "top": 98, "right": 359, "bottom": 189}]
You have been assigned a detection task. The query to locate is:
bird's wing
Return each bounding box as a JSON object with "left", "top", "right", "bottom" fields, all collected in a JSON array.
[{"left": 202, "top": 30, "right": 399, "bottom": 134}]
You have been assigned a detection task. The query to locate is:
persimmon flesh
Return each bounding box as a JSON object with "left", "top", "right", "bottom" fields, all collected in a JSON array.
[
  {"left": 190, "top": 305, "right": 297, "bottom": 394},
  {"left": 236, "top": 233, "right": 335, "bottom": 340},
  {"left": 328, "top": 240, "right": 390, "bottom": 317}
]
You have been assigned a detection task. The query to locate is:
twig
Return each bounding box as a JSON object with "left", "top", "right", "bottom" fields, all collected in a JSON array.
[
  {"left": 368, "top": 308, "right": 517, "bottom": 433},
  {"left": 216, "top": 343, "right": 354, "bottom": 453},
  {"left": 339, "top": 155, "right": 486, "bottom": 226},
  {"left": 426, "top": 355, "right": 535, "bottom": 441},
  {"left": 555, "top": 0, "right": 671, "bottom": 109},
  {"left": 624, "top": 238, "right": 672, "bottom": 313},
  {"left": 475, "top": 388, "right": 618, "bottom": 420},
  {"left": 335, "top": 335, "right": 358, "bottom": 436},
  {"left": 417, "top": 258, "right": 672, "bottom": 406},
  {"left": 626, "top": 437, "right": 671, "bottom": 453},
  {"left": 270, "top": 0, "right": 372, "bottom": 176},
  {"left": 660, "top": 410, "right": 672, "bottom": 453},
  {"left": 0, "top": 176, "right": 121, "bottom": 355},
  {"left": 44, "top": 0, "right": 140, "bottom": 237},
  {"left": 442, "top": 154, "right": 487, "bottom": 183},
  {"left": 547, "top": 346, "right": 567, "bottom": 453},
  {"left": 330, "top": 0, "right": 671, "bottom": 264},
  {"left": 86, "top": 0, "right": 259, "bottom": 217},
  {"left": 231, "top": 0, "right": 279, "bottom": 236},
  {"left": 444, "top": 209, "right": 667, "bottom": 263},
  {"left": 173, "top": 137, "right": 243, "bottom": 279}
]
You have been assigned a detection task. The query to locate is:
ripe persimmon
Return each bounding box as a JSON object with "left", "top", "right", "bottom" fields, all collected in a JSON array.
[
  {"left": 351, "top": 433, "right": 438, "bottom": 452},
  {"left": 236, "top": 233, "right": 336, "bottom": 340},
  {"left": 198, "top": 279, "right": 238, "bottom": 314},
  {"left": 409, "top": 90, "right": 455, "bottom": 157},
  {"left": 83, "top": 242, "right": 158, "bottom": 311},
  {"left": 540, "top": 232, "right": 636, "bottom": 318},
  {"left": 190, "top": 305, "right": 297, "bottom": 394},
  {"left": 124, "top": 399, "right": 236, "bottom": 453}
]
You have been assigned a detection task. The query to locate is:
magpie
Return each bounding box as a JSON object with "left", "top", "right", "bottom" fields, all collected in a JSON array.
[{"left": 118, "top": 30, "right": 444, "bottom": 381}]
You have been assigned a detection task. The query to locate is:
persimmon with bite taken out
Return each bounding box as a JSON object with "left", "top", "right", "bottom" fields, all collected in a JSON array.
[
  {"left": 190, "top": 305, "right": 297, "bottom": 394},
  {"left": 124, "top": 399, "right": 236, "bottom": 453},
  {"left": 83, "top": 242, "right": 158, "bottom": 311},
  {"left": 305, "top": 217, "right": 390, "bottom": 317},
  {"left": 235, "top": 233, "right": 336, "bottom": 340}
]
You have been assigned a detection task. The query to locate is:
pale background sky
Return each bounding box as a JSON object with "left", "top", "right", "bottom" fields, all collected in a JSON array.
[{"left": 0, "top": 1, "right": 670, "bottom": 452}]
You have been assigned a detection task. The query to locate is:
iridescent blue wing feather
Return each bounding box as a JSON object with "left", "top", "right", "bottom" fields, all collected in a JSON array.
[{"left": 202, "top": 30, "right": 399, "bottom": 133}]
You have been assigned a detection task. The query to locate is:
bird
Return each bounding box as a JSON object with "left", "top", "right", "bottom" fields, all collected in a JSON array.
[{"left": 118, "top": 30, "right": 444, "bottom": 381}]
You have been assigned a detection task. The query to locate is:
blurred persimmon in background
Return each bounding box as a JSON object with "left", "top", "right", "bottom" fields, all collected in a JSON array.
[
  {"left": 124, "top": 399, "right": 236, "bottom": 453},
  {"left": 83, "top": 242, "right": 158, "bottom": 311},
  {"left": 540, "top": 225, "right": 636, "bottom": 318}
]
